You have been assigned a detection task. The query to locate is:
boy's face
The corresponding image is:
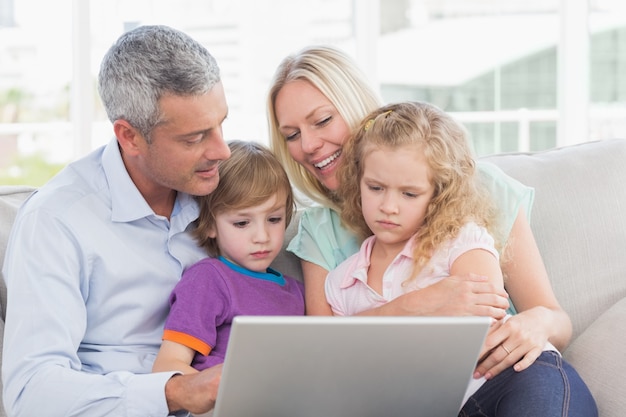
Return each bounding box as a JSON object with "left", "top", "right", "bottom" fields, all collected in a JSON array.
[{"left": 208, "top": 193, "right": 287, "bottom": 273}]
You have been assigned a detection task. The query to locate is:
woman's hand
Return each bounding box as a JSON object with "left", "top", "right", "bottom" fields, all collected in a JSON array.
[{"left": 474, "top": 306, "right": 560, "bottom": 380}]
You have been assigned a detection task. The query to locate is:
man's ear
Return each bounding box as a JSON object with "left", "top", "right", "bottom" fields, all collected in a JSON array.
[{"left": 114, "top": 119, "right": 145, "bottom": 156}]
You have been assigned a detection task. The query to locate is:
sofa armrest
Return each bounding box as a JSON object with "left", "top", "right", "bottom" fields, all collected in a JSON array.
[
  {"left": 1, "top": 186, "right": 36, "bottom": 417},
  {"left": 563, "top": 297, "right": 626, "bottom": 417}
]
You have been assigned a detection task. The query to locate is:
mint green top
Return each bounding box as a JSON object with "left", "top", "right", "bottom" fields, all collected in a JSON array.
[{"left": 287, "top": 161, "right": 534, "bottom": 314}]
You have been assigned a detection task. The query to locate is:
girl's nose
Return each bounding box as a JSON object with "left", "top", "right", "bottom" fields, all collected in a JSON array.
[{"left": 379, "top": 192, "right": 399, "bottom": 214}]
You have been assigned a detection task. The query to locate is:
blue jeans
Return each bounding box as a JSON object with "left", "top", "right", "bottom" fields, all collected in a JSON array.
[{"left": 460, "top": 351, "right": 598, "bottom": 417}]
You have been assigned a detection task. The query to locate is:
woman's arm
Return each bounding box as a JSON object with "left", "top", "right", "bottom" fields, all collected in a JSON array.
[
  {"left": 302, "top": 260, "right": 334, "bottom": 315},
  {"left": 302, "top": 258, "right": 509, "bottom": 318},
  {"left": 474, "top": 209, "right": 572, "bottom": 379}
]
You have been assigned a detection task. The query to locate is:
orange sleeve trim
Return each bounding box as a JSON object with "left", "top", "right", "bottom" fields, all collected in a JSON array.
[{"left": 162, "top": 329, "right": 212, "bottom": 356}]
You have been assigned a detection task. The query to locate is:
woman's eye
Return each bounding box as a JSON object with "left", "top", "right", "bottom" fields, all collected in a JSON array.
[
  {"left": 284, "top": 131, "right": 300, "bottom": 141},
  {"left": 317, "top": 116, "right": 331, "bottom": 127}
]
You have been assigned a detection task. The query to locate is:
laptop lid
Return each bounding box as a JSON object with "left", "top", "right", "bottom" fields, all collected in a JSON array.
[{"left": 213, "top": 315, "right": 490, "bottom": 417}]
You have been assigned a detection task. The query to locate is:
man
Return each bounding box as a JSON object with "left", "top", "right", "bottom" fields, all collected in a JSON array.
[{"left": 2, "top": 25, "right": 230, "bottom": 416}]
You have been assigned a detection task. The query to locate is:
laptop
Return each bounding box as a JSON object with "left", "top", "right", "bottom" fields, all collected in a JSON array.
[{"left": 212, "top": 315, "right": 491, "bottom": 417}]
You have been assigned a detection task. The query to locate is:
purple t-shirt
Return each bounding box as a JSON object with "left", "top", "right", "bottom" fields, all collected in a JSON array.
[{"left": 163, "top": 256, "right": 305, "bottom": 370}]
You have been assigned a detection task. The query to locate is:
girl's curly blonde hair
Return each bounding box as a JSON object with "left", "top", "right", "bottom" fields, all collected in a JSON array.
[{"left": 338, "top": 101, "right": 505, "bottom": 280}]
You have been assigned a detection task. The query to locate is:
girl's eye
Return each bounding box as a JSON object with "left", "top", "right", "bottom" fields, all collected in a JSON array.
[
  {"left": 233, "top": 221, "right": 249, "bottom": 228},
  {"left": 404, "top": 192, "right": 418, "bottom": 198},
  {"left": 268, "top": 216, "right": 283, "bottom": 224},
  {"left": 367, "top": 185, "right": 383, "bottom": 192}
]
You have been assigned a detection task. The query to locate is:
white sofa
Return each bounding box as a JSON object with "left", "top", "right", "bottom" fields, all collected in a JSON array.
[{"left": 2, "top": 139, "right": 625, "bottom": 417}]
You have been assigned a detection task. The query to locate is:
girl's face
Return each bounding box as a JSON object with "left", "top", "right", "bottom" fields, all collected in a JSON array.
[
  {"left": 360, "top": 145, "right": 435, "bottom": 253},
  {"left": 274, "top": 79, "right": 351, "bottom": 191},
  {"left": 208, "top": 193, "right": 287, "bottom": 273}
]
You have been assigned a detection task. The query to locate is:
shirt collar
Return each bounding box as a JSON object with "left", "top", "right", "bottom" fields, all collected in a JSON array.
[
  {"left": 102, "top": 138, "right": 199, "bottom": 225},
  {"left": 339, "top": 234, "right": 416, "bottom": 289},
  {"left": 219, "top": 256, "right": 286, "bottom": 286}
]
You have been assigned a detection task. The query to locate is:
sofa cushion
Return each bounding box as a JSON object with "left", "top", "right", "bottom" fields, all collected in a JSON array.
[
  {"left": 563, "top": 296, "right": 626, "bottom": 417},
  {"left": 482, "top": 139, "right": 626, "bottom": 339}
]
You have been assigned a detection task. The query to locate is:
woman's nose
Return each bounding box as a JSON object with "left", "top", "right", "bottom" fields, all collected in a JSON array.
[{"left": 300, "top": 129, "right": 324, "bottom": 154}]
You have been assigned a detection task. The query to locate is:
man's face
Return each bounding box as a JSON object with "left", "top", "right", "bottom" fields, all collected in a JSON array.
[{"left": 135, "top": 82, "right": 231, "bottom": 198}]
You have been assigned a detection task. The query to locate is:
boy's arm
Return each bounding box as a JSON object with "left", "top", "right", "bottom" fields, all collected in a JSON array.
[{"left": 153, "top": 339, "right": 200, "bottom": 375}]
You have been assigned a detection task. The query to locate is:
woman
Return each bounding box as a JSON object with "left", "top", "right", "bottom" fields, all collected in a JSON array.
[{"left": 267, "top": 45, "right": 573, "bottom": 383}]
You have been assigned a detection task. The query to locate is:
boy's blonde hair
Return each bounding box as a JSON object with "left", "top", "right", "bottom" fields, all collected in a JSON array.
[
  {"left": 267, "top": 45, "right": 382, "bottom": 210},
  {"left": 194, "top": 140, "right": 295, "bottom": 257},
  {"left": 338, "top": 101, "right": 504, "bottom": 277}
]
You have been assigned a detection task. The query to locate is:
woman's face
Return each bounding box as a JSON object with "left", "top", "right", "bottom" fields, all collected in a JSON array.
[{"left": 274, "top": 79, "right": 351, "bottom": 191}]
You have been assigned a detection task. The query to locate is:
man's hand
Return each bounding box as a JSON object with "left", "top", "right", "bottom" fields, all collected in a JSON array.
[{"left": 165, "top": 364, "right": 223, "bottom": 415}]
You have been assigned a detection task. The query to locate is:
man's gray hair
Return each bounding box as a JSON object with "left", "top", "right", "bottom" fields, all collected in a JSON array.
[{"left": 98, "top": 25, "right": 221, "bottom": 138}]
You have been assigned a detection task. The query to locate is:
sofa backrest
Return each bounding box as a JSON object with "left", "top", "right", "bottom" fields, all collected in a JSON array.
[{"left": 482, "top": 139, "right": 626, "bottom": 338}]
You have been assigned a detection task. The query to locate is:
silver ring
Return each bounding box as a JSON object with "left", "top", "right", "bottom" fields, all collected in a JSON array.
[{"left": 501, "top": 344, "right": 511, "bottom": 355}]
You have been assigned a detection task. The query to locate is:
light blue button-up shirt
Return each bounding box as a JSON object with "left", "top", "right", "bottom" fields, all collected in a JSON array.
[{"left": 2, "top": 139, "right": 206, "bottom": 417}]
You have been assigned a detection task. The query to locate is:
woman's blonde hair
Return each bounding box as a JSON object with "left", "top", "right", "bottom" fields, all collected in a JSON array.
[
  {"left": 267, "top": 45, "right": 382, "bottom": 210},
  {"left": 194, "top": 140, "right": 295, "bottom": 257},
  {"left": 338, "top": 101, "right": 504, "bottom": 276}
]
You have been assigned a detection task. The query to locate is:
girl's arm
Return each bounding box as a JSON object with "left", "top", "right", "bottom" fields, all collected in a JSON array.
[{"left": 152, "top": 340, "right": 199, "bottom": 375}]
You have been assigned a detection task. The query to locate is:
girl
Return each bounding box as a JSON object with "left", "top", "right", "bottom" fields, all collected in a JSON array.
[
  {"left": 153, "top": 140, "right": 305, "bottom": 374},
  {"left": 324, "top": 101, "right": 597, "bottom": 416}
]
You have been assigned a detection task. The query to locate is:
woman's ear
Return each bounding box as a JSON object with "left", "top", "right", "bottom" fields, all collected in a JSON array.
[{"left": 113, "top": 119, "right": 145, "bottom": 157}]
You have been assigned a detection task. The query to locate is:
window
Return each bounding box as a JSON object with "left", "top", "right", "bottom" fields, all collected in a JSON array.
[{"left": 1, "top": 0, "right": 625, "bottom": 185}]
